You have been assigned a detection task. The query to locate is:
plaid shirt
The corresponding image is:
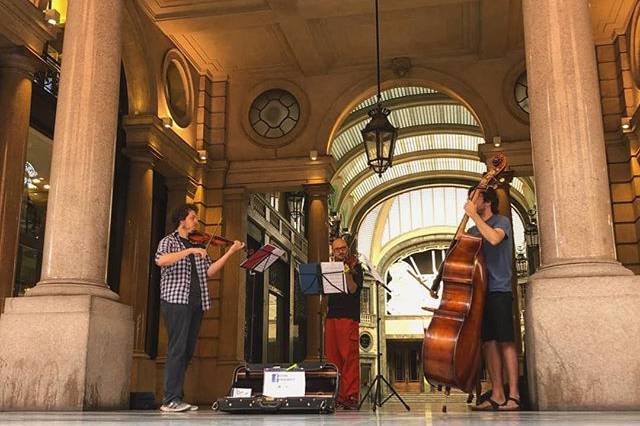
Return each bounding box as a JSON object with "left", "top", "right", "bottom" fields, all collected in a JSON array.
[{"left": 155, "top": 231, "right": 213, "bottom": 310}]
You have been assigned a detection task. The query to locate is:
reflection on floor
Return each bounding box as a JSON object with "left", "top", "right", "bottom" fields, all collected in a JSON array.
[{"left": 0, "top": 403, "right": 639, "bottom": 425}]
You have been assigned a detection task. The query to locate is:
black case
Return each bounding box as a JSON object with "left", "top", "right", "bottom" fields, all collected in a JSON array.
[{"left": 213, "top": 362, "right": 339, "bottom": 414}]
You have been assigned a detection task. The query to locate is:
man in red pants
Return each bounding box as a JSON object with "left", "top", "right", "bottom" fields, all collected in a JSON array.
[{"left": 324, "top": 238, "right": 363, "bottom": 410}]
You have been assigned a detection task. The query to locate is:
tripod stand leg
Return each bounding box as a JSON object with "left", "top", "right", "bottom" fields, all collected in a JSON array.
[
  {"left": 358, "top": 375, "right": 378, "bottom": 410},
  {"left": 378, "top": 375, "right": 410, "bottom": 411}
]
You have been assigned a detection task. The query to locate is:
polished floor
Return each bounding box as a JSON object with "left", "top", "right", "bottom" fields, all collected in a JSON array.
[{"left": 0, "top": 404, "right": 639, "bottom": 425}]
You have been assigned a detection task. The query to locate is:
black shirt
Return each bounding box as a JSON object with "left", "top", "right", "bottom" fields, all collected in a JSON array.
[
  {"left": 179, "top": 237, "right": 202, "bottom": 309},
  {"left": 327, "top": 263, "right": 364, "bottom": 322}
]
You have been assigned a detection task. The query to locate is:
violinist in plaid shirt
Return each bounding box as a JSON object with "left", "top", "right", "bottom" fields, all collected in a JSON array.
[{"left": 155, "top": 203, "right": 244, "bottom": 412}]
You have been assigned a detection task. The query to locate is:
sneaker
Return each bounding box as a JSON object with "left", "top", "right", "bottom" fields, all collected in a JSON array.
[
  {"left": 186, "top": 402, "right": 199, "bottom": 411},
  {"left": 160, "top": 400, "right": 191, "bottom": 412}
]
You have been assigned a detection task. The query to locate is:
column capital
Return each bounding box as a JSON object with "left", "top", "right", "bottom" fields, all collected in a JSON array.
[
  {"left": 165, "top": 175, "right": 199, "bottom": 199},
  {"left": 0, "top": 46, "right": 46, "bottom": 77},
  {"left": 478, "top": 141, "right": 533, "bottom": 177},
  {"left": 303, "top": 182, "right": 332, "bottom": 198},
  {"left": 122, "top": 145, "right": 161, "bottom": 168},
  {"left": 223, "top": 187, "right": 248, "bottom": 202}
]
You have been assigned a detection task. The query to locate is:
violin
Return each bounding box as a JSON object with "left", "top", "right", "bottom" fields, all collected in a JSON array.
[
  {"left": 344, "top": 254, "right": 360, "bottom": 271},
  {"left": 188, "top": 231, "right": 246, "bottom": 251}
]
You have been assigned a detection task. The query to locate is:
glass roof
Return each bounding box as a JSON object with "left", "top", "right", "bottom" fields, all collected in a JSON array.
[
  {"left": 350, "top": 158, "right": 487, "bottom": 204},
  {"left": 336, "top": 133, "right": 485, "bottom": 190},
  {"left": 351, "top": 86, "right": 438, "bottom": 113},
  {"left": 357, "top": 186, "right": 527, "bottom": 262},
  {"left": 330, "top": 104, "right": 479, "bottom": 159},
  {"left": 330, "top": 85, "right": 536, "bottom": 231}
]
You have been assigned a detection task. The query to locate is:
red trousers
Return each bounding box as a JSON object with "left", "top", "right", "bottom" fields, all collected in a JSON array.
[{"left": 324, "top": 318, "right": 360, "bottom": 404}]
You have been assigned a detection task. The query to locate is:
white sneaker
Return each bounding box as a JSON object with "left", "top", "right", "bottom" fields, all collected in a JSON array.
[
  {"left": 160, "top": 400, "right": 191, "bottom": 412},
  {"left": 186, "top": 402, "right": 199, "bottom": 411}
]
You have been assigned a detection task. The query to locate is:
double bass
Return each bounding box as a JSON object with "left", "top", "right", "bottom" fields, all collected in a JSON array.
[{"left": 422, "top": 153, "right": 508, "bottom": 398}]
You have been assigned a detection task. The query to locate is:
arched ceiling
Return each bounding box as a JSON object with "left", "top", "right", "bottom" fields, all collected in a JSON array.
[
  {"left": 357, "top": 186, "right": 527, "bottom": 269},
  {"left": 329, "top": 86, "right": 536, "bottom": 227}
]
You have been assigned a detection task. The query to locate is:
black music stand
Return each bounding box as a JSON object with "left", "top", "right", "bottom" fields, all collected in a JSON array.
[
  {"left": 241, "top": 244, "right": 285, "bottom": 362},
  {"left": 358, "top": 261, "right": 410, "bottom": 412},
  {"left": 299, "top": 262, "right": 348, "bottom": 362}
]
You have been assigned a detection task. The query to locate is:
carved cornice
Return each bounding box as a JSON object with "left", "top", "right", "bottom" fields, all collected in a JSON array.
[
  {"left": 0, "top": 0, "right": 58, "bottom": 52},
  {"left": 0, "top": 45, "right": 46, "bottom": 76},
  {"left": 226, "top": 155, "right": 336, "bottom": 191},
  {"left": 122, "top": 114, "right": 201, "bottom": 182}
]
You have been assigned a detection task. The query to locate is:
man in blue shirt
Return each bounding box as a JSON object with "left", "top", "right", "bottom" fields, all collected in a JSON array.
[{"left": 465, "top": 187, "right": 519, "bottom": 411}]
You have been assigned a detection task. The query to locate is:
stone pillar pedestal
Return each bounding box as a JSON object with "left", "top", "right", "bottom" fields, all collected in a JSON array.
[
  {"left": 523, "top": 0, "right": 640, "bottom": 410},
  {"left": 304, "top": 183, "right": 330, "bottom": 361},
  {"left": 0, "top": 0, "right": 133, "bottom": 410}
]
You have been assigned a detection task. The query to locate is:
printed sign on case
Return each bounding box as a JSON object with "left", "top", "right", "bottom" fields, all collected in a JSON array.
[
  {"left": 262, "top": 370, "right": 306, "bottom": 397},
  {"left": 231, "top": 387, "right": 252, "bottom": 397}
]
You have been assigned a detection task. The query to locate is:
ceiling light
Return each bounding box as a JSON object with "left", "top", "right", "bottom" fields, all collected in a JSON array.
[
  {"left": 161, "top": 117, "right": 173, "bottom": 128},
  {"left": 361, "top": 0, "right": 398, "bottom": 178},
  {"left": 309, "top": 150, "right": 318, "bottom": 161},
  {"left": 44, "top": 9, "right": 60, "bottom": 25},
  {"left": 197, "top": 150, "right": 207, "bottom": 162},
  {"left": 32, "top": 178, "right": 41, "bottom": 184},
  {"left": 27, "top": 183, "right": 37, "bottom": 190},
  {"left": 493, "top": 136, "right": 502, "bottom": 148},
  {"left": 44, "top": 184, "right": 50, "bottom": 190}
]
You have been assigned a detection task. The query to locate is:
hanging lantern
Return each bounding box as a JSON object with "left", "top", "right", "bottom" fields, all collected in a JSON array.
[
  {"left": 362, "top": 0, "right": 398, "bottom": 177},
  {"left": 361, "top": 104, "right": 398, "bottom": 177},
  {"left": 287, "top": 192, "right": 305, "bottom": 219}
]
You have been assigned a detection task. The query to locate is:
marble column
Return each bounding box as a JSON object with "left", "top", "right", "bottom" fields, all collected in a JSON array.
[
  {"left": 304, "top": 183, "right": 331, "bottom": 361},
  {"left": 118, "top": 153, "right": 156, "bottom": 392},
  {"left": 0, "top": 1, "right": 133, "bottom": 410},
  {"left": 523, "top": 0, "right": 640, "bottom": 409},
  {"left": 0, "top": 47, "right": 41, "bottom": 313},
  {"left": 214, "top": 188, "right": 248, "bottom": 393}
]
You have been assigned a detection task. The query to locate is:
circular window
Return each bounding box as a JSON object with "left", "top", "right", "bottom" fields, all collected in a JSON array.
[
  {"left": 162, "top": 49, "right": 194, "bottom": 128},
  {"left": 514, "top": 72, "right": 529, "bottom": 114},
  {"left": 249, "top": 89, "right": 300, "bottom": 139},
  {"left": 359, "top": 332, "right": 373, "bottom": 351}
]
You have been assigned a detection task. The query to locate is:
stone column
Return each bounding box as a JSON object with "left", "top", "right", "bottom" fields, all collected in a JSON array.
[
  {"left": 304, "top": 183, "right": 330, "bottom": 361},
  {"left": 0, "top": 1, "right": 133, "bottom": 410},
  {"left": 214, "top": 188, "right": 248, "bottom": 392},
  {"left": 523, "top": 0, "right": 640, "bottom": 409},
  {"left": 0, "top": 47, "right": 41, "bottom": 313},
  {"left": 118, "top": 153, "right": 156, "bottom": 392}
]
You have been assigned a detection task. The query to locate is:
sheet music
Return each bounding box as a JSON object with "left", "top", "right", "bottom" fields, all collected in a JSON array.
[
  {"left": 240, "top": 243, "right": 285, "bottom": 272},
  {"left": 361, "top": 255, "right": 384, "bottom": 283},
  {"left": 320, "top": 262, "right": 347, "bottom": 294}
]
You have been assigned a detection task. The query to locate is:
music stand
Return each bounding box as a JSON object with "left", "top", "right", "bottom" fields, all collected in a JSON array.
[
  {"left": 299, "top": 262, "right": 349, "bottom": 362},
  {"left": 241, "top": 244, "right": 285, "bottom": 362},
  {"left": 358, "top": 257, "right": 410, "bottom": 412}
]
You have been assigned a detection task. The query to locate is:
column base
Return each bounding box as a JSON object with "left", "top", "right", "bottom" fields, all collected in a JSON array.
[
  {"left": 26, "top": 280, "right": 120, "bottom": 301},
  {"left": 525, "top": 272, "right": 640, "bottom": 410},
  {"left": 0, "top": 295, "right": 133, "bottom": 410}
]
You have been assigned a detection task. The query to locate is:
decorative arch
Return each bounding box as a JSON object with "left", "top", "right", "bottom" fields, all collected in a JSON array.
[{"left": 317, "top": 67, "right": 499, "bottom": 155}]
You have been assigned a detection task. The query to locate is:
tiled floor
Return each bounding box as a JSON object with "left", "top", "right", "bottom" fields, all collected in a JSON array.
[{"left": 0, "top": 403, "right": 639, "bottom": 425}]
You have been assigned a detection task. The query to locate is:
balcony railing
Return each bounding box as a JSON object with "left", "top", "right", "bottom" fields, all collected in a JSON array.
[
  {"left": 33, "top": 54, "right": 61, "bottom": 97},
  {"left": 249, "top": 194, "right": 308, "bottom": 261}
]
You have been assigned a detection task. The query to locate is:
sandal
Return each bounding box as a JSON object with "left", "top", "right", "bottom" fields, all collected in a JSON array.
[
  {"left": 499, "top": 397, "right": 521, "bottom": 411},
  {"left": 471, "top": 398, "right": 502, "bottom": 411}
]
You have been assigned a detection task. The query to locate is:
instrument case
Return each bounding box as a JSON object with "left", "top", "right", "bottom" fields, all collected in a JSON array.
[{"left": 213, "top": 362, "right": 339, "bottom": 414}]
